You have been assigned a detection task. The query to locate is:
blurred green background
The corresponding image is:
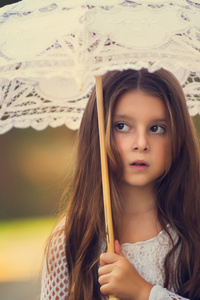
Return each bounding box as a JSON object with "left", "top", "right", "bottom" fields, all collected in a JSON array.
[
  {"left": 0, "top": 126, "right": 77, "bottom": 300},
  {"left": 0, "top": 126, "right": 77, "bottom": 220}
]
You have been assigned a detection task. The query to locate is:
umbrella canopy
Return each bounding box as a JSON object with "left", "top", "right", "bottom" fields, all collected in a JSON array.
[{"left": 0, "top": 0, "right": 200, "bottom": 134}]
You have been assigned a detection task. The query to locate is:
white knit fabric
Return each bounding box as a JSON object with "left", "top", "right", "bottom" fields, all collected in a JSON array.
[
  {"left": 149, "top": 285, "right": 188, "bottom": 300},
  {"left": 40, "top": 220, "right": 189, "bottom": 300}
]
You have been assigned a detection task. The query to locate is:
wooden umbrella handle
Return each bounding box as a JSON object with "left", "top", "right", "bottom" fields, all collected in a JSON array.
[{"left": 96, "top": 76, "right": 119, "bottom": 300}]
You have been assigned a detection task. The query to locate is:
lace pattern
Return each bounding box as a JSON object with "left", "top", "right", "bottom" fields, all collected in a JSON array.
[
  {"left": 40, "top": 219, "right": 69, "bottom": 300},
  {"left": 0, "top": 0, "right": 200, "bottom": 133},
  {"left": 40, "top": 221, "right": 188, "bottom": 300},
  {"left": 150, "top": 285, "right": 188, "bottom": 300},
  {"left": 120, "top": 227, "right": 177, "bottom": 288}
]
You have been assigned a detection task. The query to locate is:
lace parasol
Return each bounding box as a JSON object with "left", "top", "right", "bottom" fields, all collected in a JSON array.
[{"left": 0, "top": 0, "right": 200, "bottom": 134}]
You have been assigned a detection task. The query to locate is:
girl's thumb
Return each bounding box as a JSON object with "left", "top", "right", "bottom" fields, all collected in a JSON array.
[{"left": 114, "top": 240, "right": 124, "bottom": 256}]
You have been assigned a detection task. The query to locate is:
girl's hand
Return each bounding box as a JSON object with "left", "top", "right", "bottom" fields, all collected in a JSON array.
[{"left": 98, "top": 240, "right": 153, "bottom": 300}]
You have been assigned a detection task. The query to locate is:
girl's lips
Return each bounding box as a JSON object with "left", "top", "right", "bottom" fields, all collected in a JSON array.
[{"left": 130, "top": 160, "right": 149, "bottom": 171}]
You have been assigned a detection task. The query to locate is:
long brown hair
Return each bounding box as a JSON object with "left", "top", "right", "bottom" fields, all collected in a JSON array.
[{"left": 65, "top": 69, "right": 200, "bottom": 299}]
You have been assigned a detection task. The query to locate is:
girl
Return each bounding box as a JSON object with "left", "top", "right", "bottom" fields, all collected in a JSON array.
[{"left": 40, "top": 69, "right": 200, "bottom": 300}]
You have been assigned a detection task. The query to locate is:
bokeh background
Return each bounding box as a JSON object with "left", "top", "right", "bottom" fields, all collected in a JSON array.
[{"left": 0, "top": 125, "right": 77, "bottom": 300}]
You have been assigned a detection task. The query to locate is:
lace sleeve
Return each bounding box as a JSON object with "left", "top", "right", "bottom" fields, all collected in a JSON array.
[
  {"left": 149, "top": 285, "right": 189, "bottom": 300},
  {"left": 40, "top": 220, "right": 69, "bottom": 300}
]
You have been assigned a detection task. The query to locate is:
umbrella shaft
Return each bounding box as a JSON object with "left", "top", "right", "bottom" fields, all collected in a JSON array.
[
  {"left": 95, "top": 75, "right": 114, "bottom": 253},
  {"left": 95, "top": 76, "right": 119, "bottom": 300}
]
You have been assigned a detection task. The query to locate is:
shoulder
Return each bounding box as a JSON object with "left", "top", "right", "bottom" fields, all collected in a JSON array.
[
  {"left": 40, "top": 218, "right": 69, "bottom": 300},
  {"left": 47, "top": 218, "right": 66, "bottom": 261},
  {"left": 45, "top": 217, "right": 68, "bottom": 277}
]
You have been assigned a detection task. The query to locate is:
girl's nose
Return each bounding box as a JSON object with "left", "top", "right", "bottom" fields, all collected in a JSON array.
[{"left": 132, "top": 130, "right": 149, "bottom": 152}]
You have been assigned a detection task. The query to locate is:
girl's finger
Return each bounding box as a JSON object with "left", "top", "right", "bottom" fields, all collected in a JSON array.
[
  {"left": 100, "top": 282, "right": 113, "bottom": 296},
  {"left": 100, "top": 253, "right": 119, "bottom": 266},
  {"left": 99, "top": 282, "right": 111, "bottom": 296},
  {"left": 98, "top": 264, "right": 113, "bottom": 276},
  {"left": 98, "top": 273, "right": 111, "bottom": 286}
]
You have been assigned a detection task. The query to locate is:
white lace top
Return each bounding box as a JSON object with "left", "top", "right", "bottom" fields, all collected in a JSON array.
[{"left": 40, "top": 220, "right": 188, "bottom": 300}]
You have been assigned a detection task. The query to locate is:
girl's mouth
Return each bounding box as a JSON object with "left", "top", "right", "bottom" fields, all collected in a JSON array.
[
  {"left": 132, "top": 162, "right": 147, "bottom": 166},
  {"left": 130, "top": 160, "right": 149, "bottom": 170}
]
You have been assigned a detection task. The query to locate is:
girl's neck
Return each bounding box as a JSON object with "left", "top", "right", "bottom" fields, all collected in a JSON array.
[
  {"left": 119, "top": 181, "right": 157, "bottom": 216},
  {"left": 118, "top": 182, "right": 162, "bottom": 244}
]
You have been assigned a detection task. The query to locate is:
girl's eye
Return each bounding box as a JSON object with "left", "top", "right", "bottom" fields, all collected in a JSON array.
[
  {"left": 150, "top": 125, "right": 166, "bottom": 134},
  {"left": 115, "top": 122, "right": 130, "bottom": 132}
]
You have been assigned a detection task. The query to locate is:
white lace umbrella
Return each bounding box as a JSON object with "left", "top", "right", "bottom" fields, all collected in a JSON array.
[
  {"left": 1, "top": 1, "right": 200, "bottom": 287},
  {"left": 1, "top": 0, "right": 200, "bottom": 133}
]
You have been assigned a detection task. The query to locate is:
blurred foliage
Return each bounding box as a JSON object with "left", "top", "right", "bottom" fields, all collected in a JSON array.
[
  {"left": 0, "top": 216, "right": 57, "bottom": 281},
  {"left": 0, "top": 126, "right": 77, "bottom": 220}
]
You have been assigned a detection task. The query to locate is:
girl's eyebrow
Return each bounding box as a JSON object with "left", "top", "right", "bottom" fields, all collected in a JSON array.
[
  {"left": 113, "top": 114, "right": 133, "bottom": 120},
  {"left": 150, "top": 118, "right": 168, "bottom": 123},
  {"left": 112, "top": 114, "right": 133, "bottom": 123},
  {"left": 113, "top": 114, "right": 168, "bottom": 123}
]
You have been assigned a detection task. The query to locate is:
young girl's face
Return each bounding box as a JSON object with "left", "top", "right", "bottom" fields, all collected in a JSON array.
[{"left": 113, "top": 89, "right": 170, "bottom": 189}]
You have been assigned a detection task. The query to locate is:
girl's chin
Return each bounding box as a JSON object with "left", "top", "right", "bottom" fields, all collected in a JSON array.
[{"left": 119, "top": 179, "right": 154, "bottom": 190}]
